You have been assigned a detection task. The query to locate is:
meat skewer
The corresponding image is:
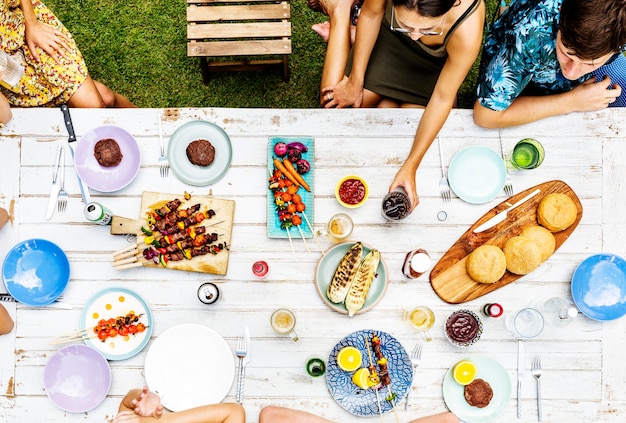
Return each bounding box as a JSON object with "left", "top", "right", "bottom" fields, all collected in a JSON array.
[{"left": 364, "top": 335, "right": 386, "bottom": 423}]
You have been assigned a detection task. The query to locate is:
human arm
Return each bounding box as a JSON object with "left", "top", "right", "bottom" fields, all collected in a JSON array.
[
  {"left": 0, "top": 304, "right": 14, "bottom": 335},
  {"left": 18, "top": 0, "right": 71, "bottom": 62},
  {"left": 473, "top": 76, "right": 621, "bottom": 128},
  {"left": 323, "top": 0, "right": 387, "bottom": 108},
  {"left": 390, "top": 2, "right": 485, "bottom": 208},
  {"left": 117, "top": 387, "right": 164, "bottom": 417},
  {"left": 0, "top": 92, "right": 11, "bottom": 124}
]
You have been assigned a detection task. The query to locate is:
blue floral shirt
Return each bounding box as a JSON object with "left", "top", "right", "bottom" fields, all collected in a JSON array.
[{"left": 476, "top": 0, "right": 590, "bottom": 111}]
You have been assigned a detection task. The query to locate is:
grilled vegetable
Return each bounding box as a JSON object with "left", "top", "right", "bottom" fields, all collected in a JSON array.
[
  {"left": 327, "top": 242, "right": 363, "bottom": 303},
  {"left": 345, "top": 249, "right": 380, "bottom": 316}
]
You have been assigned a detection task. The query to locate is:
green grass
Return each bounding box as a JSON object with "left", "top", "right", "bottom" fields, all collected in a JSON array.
[{"left": 45, "top": 0, "right": 496, "bottom": 109}]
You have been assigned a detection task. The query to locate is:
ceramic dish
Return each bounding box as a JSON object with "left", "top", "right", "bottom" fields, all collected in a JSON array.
[
  {"left": 267, "top": 136, "right": 315, "bottom": 238},
  {"left": 315, "top": 242, "right": 387, "bottom": 315},
  {"left": 448, "top": 146, "right": 506, "bottom": 204},
  {"left": 168, "top": 120, "right": 233, "bottom": 186},
  {"left": 326, "top": 329, "right": 412, "bottom": 416},
  {"left": 44, "top": 344, "right": 111, "bottom": 413},
  {"left": 80, "top": 287, "right": 153, "bottom": 360},
  {"left": 144, "top": 324, "right": 235, "bottom": 411},
  {"left": 571, "top": 253, "right": 626, "bottom": 321},
  {"left": 335, "top": 175, "right": 369, "bottom": 208},
  {"left": 2, "top": 239, "right": 70, "bottom": 306},
  {"left": 75, "top": 125, "right": 141, "bottom": 192},
  {"left": 442, "top": 355, "right": 511, "bottom": 423}
]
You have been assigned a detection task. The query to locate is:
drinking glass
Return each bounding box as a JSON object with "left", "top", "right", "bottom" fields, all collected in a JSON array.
[
  {"left": 506, "top": 307, "right": 544, "bottom": 338},
  {"left": 317, "top": 213, "right": 353, "bottom": 243},
  {"left": 403, "top": 306, "right": 435, "bottom": 341},
  {"left": 510, "top": 138, "right": 545, "bottom": 169},
  {"left": 270, "top": 308, "right": 299, "bottom": 341},
  {"left": 381, "top": 187, "right": 412, "bottom": 220}
]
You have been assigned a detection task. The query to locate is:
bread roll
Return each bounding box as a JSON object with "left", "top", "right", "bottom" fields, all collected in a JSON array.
[
  {"left": 503, "top": 236, "right": 542, "bottom": 275},
  {"left": 537, "top": 193, "right": 577, "bottom": 232},
  {"left": 466, "top": 245, "right": 507, "bottom": 283}
]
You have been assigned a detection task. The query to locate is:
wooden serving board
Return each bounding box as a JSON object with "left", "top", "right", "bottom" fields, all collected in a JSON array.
[
  {"left": 110, "top": 192, "right": 235, "bottom": 275},
  {"left": 430, "top": 180, "right": 582, "bottom": 304}
]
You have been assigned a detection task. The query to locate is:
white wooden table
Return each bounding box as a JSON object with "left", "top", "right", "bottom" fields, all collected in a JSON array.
[{"left": 1, "top": 107, "right": 625, "bottom": 423}]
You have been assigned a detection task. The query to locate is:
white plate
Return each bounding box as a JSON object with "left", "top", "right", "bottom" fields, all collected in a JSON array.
[
  {"left": 442, "top": 356, "right": 511, "bottom": 423},
  {"left": 448, "top": 146, "right": 506, "bottom": 204},
  {"left": 144, "top": 324, "right": 235, "bottom": 411}
]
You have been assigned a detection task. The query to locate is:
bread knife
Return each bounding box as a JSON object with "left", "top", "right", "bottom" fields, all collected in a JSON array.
[{"left": 473, "top": 188, "right": 541, "bottom": 233}]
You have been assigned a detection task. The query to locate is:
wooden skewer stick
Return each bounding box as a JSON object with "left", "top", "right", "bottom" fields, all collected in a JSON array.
[
  {"left": 285, "top": 227, "right": 297, "bottom": 260},
  {"left": 301, "top": 211, "right": 325, "bottom": 255},
  {"left": 112, "top": 243, "right": 138, "bottom": 258},
  {"left": 296, "top": 225, "right": 310, "bottom": 252},
  {"left": 114, "top": 261, "right": 145, "bottom": 270},
  {"left": 385, "top": 385, "right": 401, "bottom": 423},
  {"left": 364, "top": 336, "right": 386, "bottom": 423}
]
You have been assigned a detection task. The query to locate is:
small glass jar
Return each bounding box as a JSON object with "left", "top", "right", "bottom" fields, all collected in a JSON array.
[
  {"left": 252, "top": 260, "right": 269, "bottom": 279},
  {"left": 402, "top": 249, "right": 431, "bottom": 279},
  {"left": 306, "top": 356, "right": 326, "bottom": 377},
  {"left": 197, "top": 282, "right": 220, "bottom": 305},
  {"left": 482, "top": 303, "right": 504, "bottom": 318}
]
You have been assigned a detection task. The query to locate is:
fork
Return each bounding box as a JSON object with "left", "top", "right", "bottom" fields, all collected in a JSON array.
[
  {"left": 235, "top": 335, "right": 247, "bottom": 403},
  {"left": 532, "top": 354, "right": 542, "bottom": 421},
  {"left": 57, "top": 148, "right": 68, "bottom": 213},
  {"left": 158, "top": 112, "right": 169, "bottom": 178},
  {"left": 437, "top": 137, "right": 451, "bottom": 202},
  {"left": 499, "top": 130, "right": 514, "bottom": 197},
  {"left": 404, "top": 343, "right": 423, "bottom": 410}
]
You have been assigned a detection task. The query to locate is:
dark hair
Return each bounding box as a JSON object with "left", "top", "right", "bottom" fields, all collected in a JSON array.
[
  {"left": 560, "top": 0, "right": 626, "bottom": 60},
  {"left": 391, "top": 0, "right": 457, "bottom": 18}
]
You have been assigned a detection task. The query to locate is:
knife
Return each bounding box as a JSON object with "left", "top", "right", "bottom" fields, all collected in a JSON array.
[
  {"left": 473, "top": 188, "right": 541, "bottom": 233},
  {"left": 236, "top": 326, "right": 251, "bottom": 403},
  {"left": 518, "top": 340, "right": 524, "bottom": 419},
  {"left": 60, "top": 105, "right": 91, "bottom": 204},
  {"left": 46, "top": 146, "right": 63, "bottom": 220}
]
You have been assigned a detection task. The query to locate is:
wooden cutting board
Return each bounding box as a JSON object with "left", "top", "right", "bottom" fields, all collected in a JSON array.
[
  {"left": 110, "top": 192, "right": 235, "bottom": 275},
  {"left": 430, "top": 180, "right": 582, "bottom": 304}
]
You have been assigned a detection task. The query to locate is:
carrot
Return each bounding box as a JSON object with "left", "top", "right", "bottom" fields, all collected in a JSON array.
[
  {"left": 283, "top": 159, "right": 311, "bottom": 192},
  {"left": 273, "top": 158, "right": 300, "bottom": 187}
]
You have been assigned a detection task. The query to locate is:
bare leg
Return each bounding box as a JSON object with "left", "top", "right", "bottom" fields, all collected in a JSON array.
[
  {"left": 259, "top": 406, "right": 335, "bottom": 423},
  {"left": 67, "top": 75, "right": 136, "bottom": 108}
]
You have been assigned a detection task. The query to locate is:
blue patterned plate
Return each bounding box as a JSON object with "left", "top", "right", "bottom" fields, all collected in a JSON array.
[
  {"left": 326, "top": 329, "right": 412, "bottom": 416},
  {"left": 267, "top": 137, "right": 314, "bottom": 238}
]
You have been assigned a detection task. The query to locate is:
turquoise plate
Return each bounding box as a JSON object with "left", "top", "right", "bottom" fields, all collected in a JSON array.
[
  {"left": 326, "top": 329, "right": 412, "bottom": 416},
  {"left": 314, "top": 242, "right": 387, "bottom": 315},
  {"left": 448, "top": 146, "right": 506, "bottom": 204},
  {"left": 267, "top": 137, "right": 314, "bottom": 238},
  {"left": 442, "top": 355, "right": 511, "bottom": 423},
  {"left": 168, "top": 120, "right": 232, "bottom": 186}
]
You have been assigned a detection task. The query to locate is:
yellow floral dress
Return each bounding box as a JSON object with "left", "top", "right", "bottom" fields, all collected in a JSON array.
[{"left": 0, "top": 0, "right": 88, "bottom": 107}]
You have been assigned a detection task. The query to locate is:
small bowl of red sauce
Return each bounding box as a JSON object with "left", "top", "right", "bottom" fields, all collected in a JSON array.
[{"left": 335, "top": 175, "right": 369, "bottom": 208}]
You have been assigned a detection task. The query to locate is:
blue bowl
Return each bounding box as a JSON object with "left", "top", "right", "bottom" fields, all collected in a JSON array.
[
  {"left": 571, "top": 253, "right": 626, "bottom": 321},
  {"left": 2, "top": 239, "right": 70, "bottom": 306}
]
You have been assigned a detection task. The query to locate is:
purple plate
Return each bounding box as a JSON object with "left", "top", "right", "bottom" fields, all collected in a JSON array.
[
  {"left": 75, "top": 125, "right": 141, "bottom": 192},
  {"left": 44, "top": 344, "right": 111, "bottom": 412}
]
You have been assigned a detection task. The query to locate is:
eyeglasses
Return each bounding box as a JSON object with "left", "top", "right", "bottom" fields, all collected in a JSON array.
[{"left": 390, "top": 6, "right": 447, "bottom": 37}]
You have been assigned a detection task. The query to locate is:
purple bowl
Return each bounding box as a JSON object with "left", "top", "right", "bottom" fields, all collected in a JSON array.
[{"left": 44, "top": 344, "right": 111, "bottom": 412}]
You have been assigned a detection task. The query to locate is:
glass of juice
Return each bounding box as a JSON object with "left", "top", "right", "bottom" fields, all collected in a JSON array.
[{"left": 403, "top": 306, "right": 435, "bottom": 341}]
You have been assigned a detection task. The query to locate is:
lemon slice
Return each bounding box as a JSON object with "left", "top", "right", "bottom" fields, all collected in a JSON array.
[
  {"left": 352, "top": 367, "right": 371, "bottom": 389},
  {"left": 336, "top": 346, "right": 362, "bottom": 372},
  {"left": 453, "top": 360, "right": 477, "bottom": 385}
]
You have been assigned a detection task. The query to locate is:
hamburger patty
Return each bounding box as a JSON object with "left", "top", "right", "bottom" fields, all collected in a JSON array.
[
  {"left": 94, "top": 138, "right": 123, "bottom": 167},
  {"left": 464, "top": 378, "right": 493, "bottom": 408},
  {"left": 186, "top": 139, "right": 215, "bottom": 167}
]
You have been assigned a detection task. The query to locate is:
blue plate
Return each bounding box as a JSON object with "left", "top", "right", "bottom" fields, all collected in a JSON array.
[
  {"left": 267, "top": 137, "right": 314, "bottom": 238},
  {"left": 168, "top": 121, "right": 233, "bottom": 186},
  {"left": 571, "top": 253, "right": 626, "bottom": 321},
  {"left": 80, "top": 287, "right": 153, "bottom": 360},
  {"left": 2, "top": 239, "right": 70, "bottom": 306},
  {"left": 448, "top": 146, "right": 506, "bottom": 204},
  {"left": 326, "top": 329, "right": 412, "bottom": 416},
  {"left": 442, "top": 356, "right": 511, "bottom": 423}
]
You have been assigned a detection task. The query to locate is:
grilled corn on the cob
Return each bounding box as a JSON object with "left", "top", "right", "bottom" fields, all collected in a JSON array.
[
  {"left": 327, "top": 242, "right": 363, "bottom": 303},
  {"left": 345, "top": 249, "right": 380, "bottom": 316}
]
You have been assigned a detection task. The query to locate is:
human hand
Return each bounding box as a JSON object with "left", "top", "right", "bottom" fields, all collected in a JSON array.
[
  {"left": 389, "top": 164, "right": 419, "bottom": 210},
  {"left": 130, "top": 387, "right": 164, "bottom": 418},
  {"left": 570, "top": 76, "right": 622, "bottom": 112},
  {"left": 24, "top": 21, "right": 71, "bottom": 63},
  {"left": 321, "top": 76, "right": 363, "bottom": 108},
  {"left": 113, "top": 411, "right": 144, "bottom": 423}
]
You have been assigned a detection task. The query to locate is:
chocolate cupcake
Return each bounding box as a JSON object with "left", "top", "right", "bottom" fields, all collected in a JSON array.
[{"left": 445, "top": 309, "right": 483, "bottom": 347}]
